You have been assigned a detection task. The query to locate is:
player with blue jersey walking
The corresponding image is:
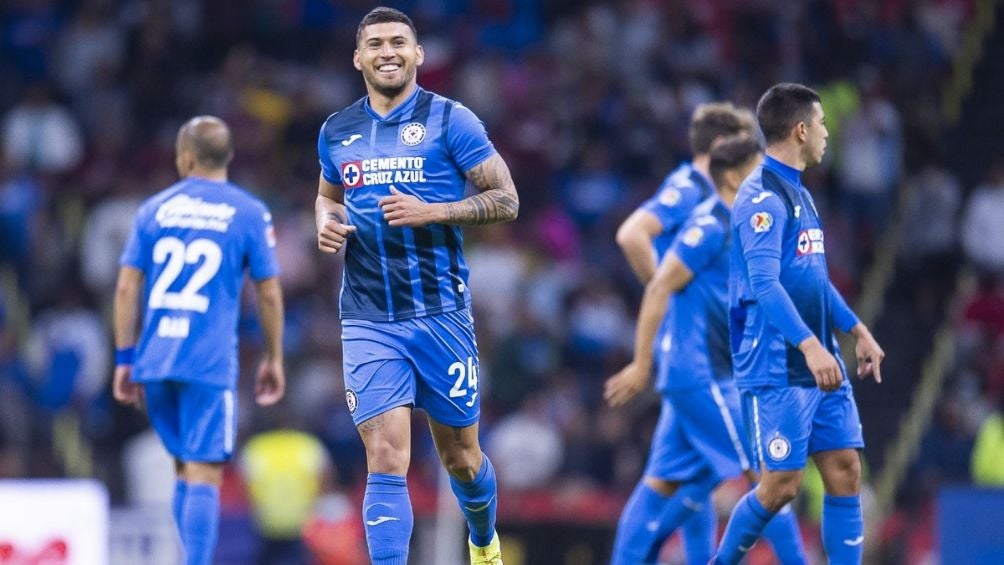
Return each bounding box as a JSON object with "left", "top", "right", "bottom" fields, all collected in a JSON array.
[
  {"left": 113, "top": 116, "right": 286, "bottom": 565},
  {"left": 606, "top": 135, "right": 806, "bottom": 565},
  {"left": 314, "top": 7, "right": 518, "bottom": 565},
  {"left": 711, "top": 83, "right": 885, "bottom": 565}
]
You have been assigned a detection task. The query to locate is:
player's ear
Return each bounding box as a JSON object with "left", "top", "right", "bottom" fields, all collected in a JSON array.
[
  {"left": 794, "top": 121, "right": 808, "bottom": 143},
  {"left": 353, "top": 49, "right": 362, "bottom": 71},
  {"left": 415, "top": 44, "right": 425, "bottom": 67}
]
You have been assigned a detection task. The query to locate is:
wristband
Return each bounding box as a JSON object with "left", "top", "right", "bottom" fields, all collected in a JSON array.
[{"left": 115, "top": 347, "right": 135, "bottom": 366}]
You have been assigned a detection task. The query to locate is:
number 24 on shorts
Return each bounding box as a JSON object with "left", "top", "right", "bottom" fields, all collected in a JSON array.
[{"left": 448, "top": 356, "right": 479, "bottom": 407}]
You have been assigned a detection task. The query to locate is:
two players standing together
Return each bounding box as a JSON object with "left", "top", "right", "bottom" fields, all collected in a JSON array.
[{"left": 111, "top": 5, "right": 883, "bottom": 565}]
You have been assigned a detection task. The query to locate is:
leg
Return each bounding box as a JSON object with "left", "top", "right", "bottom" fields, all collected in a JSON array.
[
  {"left": 742, "top": 468, "right": 808, "bottom": 565},
  {"left": 428, "top": 420, "right": 498, "bottom": 547},
  {"left": 813, "top": 448, "right": 863, "bottom": 565},
  {"left": 679, "top": 490, "right": 715, "bottom": 565},
  {"left": 179, "top": 461, "right": 224, "bottom": 565},
  {"left": 172, "top": 459, "right": 186, "bottom": 536},
  {"left": 358, "top": 406, "right": 414, "bottom": 565}
]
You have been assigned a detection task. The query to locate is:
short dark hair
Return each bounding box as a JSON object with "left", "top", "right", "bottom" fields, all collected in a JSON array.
[
  {"left": 689, "top": 103, "right": 756, "bottom": 155},
  {"left": 709, "top": 134, "right": 763, "bottom": 188},
  {"left": 756, "top": 83, "right": 821, "bottom": 144},
  {"left": 178, "top": 116, "right": 233, "bottom": 170},
  {"left": 357, "top": 7, "right": 417, "bottom": 45}
]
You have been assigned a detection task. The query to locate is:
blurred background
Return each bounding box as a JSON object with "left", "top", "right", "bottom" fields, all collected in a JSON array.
[{"left": 2, "top": 0, "right": 1004, "bottom": 563}]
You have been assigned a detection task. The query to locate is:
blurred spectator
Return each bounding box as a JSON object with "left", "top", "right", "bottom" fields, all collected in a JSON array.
[
  {"left": 79, "top": 184, "right": 141, "bottom": 299},
  {"left": 2, "top": 83, "right": 83, "bottom": 173},
  {"left": 971, "top": 389, "right": 1004, "bottom": 487},
  {"left": 121, "top": 428, "right": 176, "bottom": 506},
  {"left": 489, "top": 395, "right": 564, "bottom": 491},
  {"left": 961, "top": 159, "right": 1004, "bottom": 275}
]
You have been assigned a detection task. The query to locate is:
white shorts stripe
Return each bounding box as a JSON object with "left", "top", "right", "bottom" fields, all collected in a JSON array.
[
  {"left": 223, "top": 389, "right": 235, "bottom": 455},
  {"left": 752, "top": 394, "right": 763, "bottom": 470},
  {"left": 710, "top": 382, "right": 751, "bottom": 471}
]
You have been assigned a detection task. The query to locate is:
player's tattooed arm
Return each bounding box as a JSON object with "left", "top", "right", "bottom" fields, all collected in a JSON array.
[{"left": 445, "top": 153, "right": 519, "bottom": 225}]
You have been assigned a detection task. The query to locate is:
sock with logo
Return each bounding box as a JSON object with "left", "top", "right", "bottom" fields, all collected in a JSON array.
[
  {"left": 449, "top": 454, "right": 498, "bottom": 547},
  {"left": 680, "top": 494, "right": 716, "bottom": 565},
  {"left": 364, "top": 473, "right": 413, "bottom": 565},
  {"left": 172, "top": 479, "right": 188, "bottom": 537},
  {"left": 762, "top": 503, "right": 808, "bottom": 565},
  {"left": 821, "top": 494, "right": 863, "bottom": 565},
  {"left": 181, "top": 482, "right": 219, "bottom": 565},
  {"left": 712, "top": 489, "right": 776, "bottom": 565}
]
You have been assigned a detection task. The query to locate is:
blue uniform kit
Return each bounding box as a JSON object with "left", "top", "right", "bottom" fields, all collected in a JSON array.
[{"left": 120, "top": 177, "right": 280, "bottom": 461}]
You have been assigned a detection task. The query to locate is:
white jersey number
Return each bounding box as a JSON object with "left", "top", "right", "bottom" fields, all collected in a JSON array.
[
  {"left": 448, "top": 356, "right": 479, "bottom": 407},
  {"left": 148, "top": 237, "right": 222, "bottom": 313}
]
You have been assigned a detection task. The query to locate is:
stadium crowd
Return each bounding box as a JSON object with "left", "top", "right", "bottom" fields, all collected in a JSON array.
[{"left": 0, "top": 0, "right": 996, "bottom": 561}]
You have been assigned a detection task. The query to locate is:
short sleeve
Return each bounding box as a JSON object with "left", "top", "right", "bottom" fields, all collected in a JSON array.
[
  {"left": 119, "top": 207, "right": 147, "bottom": 270},
  {"left": 318, "top": 118, "right": 340, "bottom": 185},
  {"left": 246, "top": 202, "right": 281, "bottom": 281},
  {"left": 641, "top": 181, "right": 703, "bottom": 234},
  {"left": 671, "top": 217, "right": 725, "bottom": 275},
  {"left": 446, "top": 102, "right": 496, "bottom": 173},
  {"left": 735, "top": 193, "right": 787, "bottom": 261}
]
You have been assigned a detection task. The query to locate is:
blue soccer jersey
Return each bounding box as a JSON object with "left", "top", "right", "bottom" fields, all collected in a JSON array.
[
  {"left": 729, "top": 156, "right": 858, "bottom": 388},
  {"left": 318, "top": 87, "right": 496, "bottom": 322},
  {"left": 656, "top": 196, "right": 733, "bottom": 393},
  {"left": 120, "top": 178, "right": 280, "bottom": 387},
  {"left": 641, "top": 163, "right": 716, "bottom": 258}
]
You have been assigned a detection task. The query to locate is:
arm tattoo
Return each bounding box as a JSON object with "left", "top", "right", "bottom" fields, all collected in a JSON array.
[{"left": 445, "top": 154, "right": 519, "bottom": 225}]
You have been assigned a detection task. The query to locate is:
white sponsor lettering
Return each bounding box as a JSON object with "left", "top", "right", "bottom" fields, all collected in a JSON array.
[{"left": 155, "top": 195, "right": 235, "bottom": 232}]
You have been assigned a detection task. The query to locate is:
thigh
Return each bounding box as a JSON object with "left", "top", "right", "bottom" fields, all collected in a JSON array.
[
  {"left": 743, "top": 386, "right": 821, "bottom": 472},
  {"left": 144, "top": 381, "right": 182, "bottom": 458},
  {"left": 411, "top": 309, "right": 481, "bottom": 427},
  {"left": 809, "top": 384, "right": 865, "bottom": 455},
  {"left": 175, "top": 381, "right": 237, "bottom": 463},
  {"left": 645, "top": 397, "right": 705, "bottom": 482},
  {"left": 342, "top": 321, "right": 417, "bottom": 426}
]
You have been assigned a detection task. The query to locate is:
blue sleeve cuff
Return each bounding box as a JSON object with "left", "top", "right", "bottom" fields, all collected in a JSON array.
[
  {"left": 829, "top": 282, "right": 860, "bottom": 333},
  {"left": 747, "top": 255, "right": 815, "bottom": 346}
]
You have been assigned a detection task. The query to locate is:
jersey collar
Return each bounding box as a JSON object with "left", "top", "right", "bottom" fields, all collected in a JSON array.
[
  {"left": 364, "top": 86, "right": 422, "bottom": 122},
  {"left": 763, "top": 155, "right": 802, "bottom": 188}
]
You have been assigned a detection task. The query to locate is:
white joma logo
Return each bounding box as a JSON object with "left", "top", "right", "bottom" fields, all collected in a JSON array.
[
  {"left": 341, "top": 134, "right": 363, "bottom": 146},
  {"left": 843, "top": 536, "right": 864, "bottom": 546},
  {"left": 366, "top": 516, "right": 401, "bottom": 526},
  {"left": 751, "top": 191, "right": 773, "bottom": 204}
]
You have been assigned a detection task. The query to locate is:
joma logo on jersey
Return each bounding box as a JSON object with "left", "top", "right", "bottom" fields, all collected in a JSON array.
[{"left": 796, "top": 229, "right": 825, "bottom": 256}]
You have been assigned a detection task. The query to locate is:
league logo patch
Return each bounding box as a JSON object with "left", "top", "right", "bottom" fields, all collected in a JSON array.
[
  {"left": 682, "top": 226, "right": 704, "bottom": 247},
  {"left": 341, "top": 161, "right": 363, "bottom": 189},
  {"left": 400, "top": 122, "right": 426, "bottom": 146},
  {"left": 751, "top": 212, "right": 773, "bottom": 233},
  {"left": 659, "top": 188, "right": 682, "bottom": 206},
  {"left": 345, "top": 389, "right": 358, "bottom": 414},
  {"left": 767, "top": 435, "right": 791, "bottom": 461}
]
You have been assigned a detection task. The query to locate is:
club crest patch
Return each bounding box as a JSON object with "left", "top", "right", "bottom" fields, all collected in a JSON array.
[
  {"left": 400, "top": 122, "right": 426, "bottom": 146},
  {"left": 345, "top": 389, "right": 358, "bottom": 414},
  {"left": 751, "top": 212, "right": 773, "bottom": 233},
  {"left": 767, "top": 435, "right": 791, "bottom": 461}
]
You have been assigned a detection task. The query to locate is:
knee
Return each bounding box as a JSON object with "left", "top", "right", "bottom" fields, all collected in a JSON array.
[
  {"left": 440, "top": 447, "right": 482, "bottom": 482},
  {"left": 183, "top": 462, "right": 224, "bottom": 487},
  {"left": 823, "top": 453, "right": 861, "bottom": 495},
  {"left": 366, "top": 438, "right": 411, "bottom": 475},
  {"left": 758, "top": 475, "right": 801, "bottom": 512},
  {"left": 644, "top": 476, "right": 679, "bottom": 497}
]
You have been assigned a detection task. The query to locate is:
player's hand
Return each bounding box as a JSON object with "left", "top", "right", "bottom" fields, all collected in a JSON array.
[
  {"left": 852, "top": 325, "right": 884, "bottom": 383},
  {"left": 255, "top": 358, "right": 285, "bottom": 406},
  {"left": 112, "top": 365, "right": 143, "bottom": 408},
  {"left": 318, "top": 219, "right": 356, "bottom": 254},
  {"left": 379, "top": 186, "right": 439, "bottom": 227},
  {"left": 799, "top": 337, "right": 843, "bottom": 392},
  {"left": 603, "top": 361, "right": 652, "bottom": 407}
]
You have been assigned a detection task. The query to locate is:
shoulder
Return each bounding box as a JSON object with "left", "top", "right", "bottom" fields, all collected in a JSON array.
[
  {"left": 224, "top": 183, "right": 271, "bottom": 217},
  {"left": 684, "top": 201, "right": 727, "bottom": 247},
  {"left": 321, "top": 97, "right": 367, "bottom": 130}
]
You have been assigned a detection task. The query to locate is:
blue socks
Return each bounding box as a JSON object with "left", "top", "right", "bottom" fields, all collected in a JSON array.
[
  {"left": 822, "top": 494, "right": 863, "bottom": 565},
  {"left": 172, "top": 479, "right": 187, "bottom": 535},
  {"left": 611, "top": 471, "right": 720, "bottom": 565},
  {"left": 762, "top": 503, "right": 808, "bottom": 565},
  {"left": 713, "top": 489, "right": 775, "bottom": 564},
  {"left": 364, "top": 473, "right": 413, "bottom": 565},
  {"left": 680, "top": 494, "right": 716, "bottom": 565},
  {"left": 449, "top": 454, "right": 498, "bottom": 547},
  {"left": 181, "top": 483, "right": 219, "bottom": 565}
]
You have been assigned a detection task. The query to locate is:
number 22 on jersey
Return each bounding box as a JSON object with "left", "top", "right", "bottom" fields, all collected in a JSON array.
[{"left": 148, "top": 237, "right": 222, "bottom": 338}]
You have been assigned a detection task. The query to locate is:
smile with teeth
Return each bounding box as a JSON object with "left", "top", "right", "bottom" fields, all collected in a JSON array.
[{"left": 378, "top": 63, "right": 402, "bottom": 72}]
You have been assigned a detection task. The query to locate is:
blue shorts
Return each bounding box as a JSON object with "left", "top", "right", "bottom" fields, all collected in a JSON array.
[
  {"left": 741, "top": 383, "right": 864, "bottom": 472},
  {"left": 341, "top": 308, "right": 480, "bottom": 427},
  {"left": 645, "top": 380, "right": 753, "bottom": 483},
  {"left": 144, "top": 380, "right": 237, "bottom": 462}
]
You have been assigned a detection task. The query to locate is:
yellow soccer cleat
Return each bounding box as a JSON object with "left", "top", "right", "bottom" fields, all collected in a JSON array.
[{"left": 469, "top": 531, "right": 503, "bottom": 565}]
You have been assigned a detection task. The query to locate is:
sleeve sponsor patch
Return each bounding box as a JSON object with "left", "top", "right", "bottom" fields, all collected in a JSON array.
[
  {"left": 751, "top": 211, "right": 773, "bottom": 233},
  {"left": 682, "top": 226, "right": 704, "bottom": 247},
  {"left": 659, "top": 188, "right": 682, "bottom": 206}
]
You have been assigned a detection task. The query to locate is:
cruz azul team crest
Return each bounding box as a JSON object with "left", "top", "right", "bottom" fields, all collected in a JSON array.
[{"left": 400, "top": 122, "right": 426, "bottom": 146}]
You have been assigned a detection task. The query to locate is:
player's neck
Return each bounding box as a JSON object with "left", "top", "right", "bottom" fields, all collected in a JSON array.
[
  {"left": 185, "top": 169, "right": 228, "bottom": 182},
  {"left": 765, "top": 145, "right": 806, "bottom": 171},
  {"left": 366, "top": 82, "right": 418, "bottom": 117},
  {"left": 691, "top": 154, "right": 711, "bottom": 179},
  {"left": 718, "top": 188, "right": 737, "bottom": 209}
]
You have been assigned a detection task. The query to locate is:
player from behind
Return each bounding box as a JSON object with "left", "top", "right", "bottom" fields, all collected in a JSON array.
[
  {"left": 711, "top": 83, "right": 884, "bottom": 565},
  {"left": 314, "top": 7, "right": 518, "bottom": 565},
  {"left": 605, "top": 135, "right": 806, "bottom": 565},
  {"left": 113, "top": 116, "right": 286, "bottom": 565}
]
